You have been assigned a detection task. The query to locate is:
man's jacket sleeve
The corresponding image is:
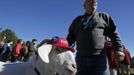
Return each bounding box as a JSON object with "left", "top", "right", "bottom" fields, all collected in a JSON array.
[
  {"left": 104, "top": 13, "right": 123, "bottom": 52},
  {"left": 66, "top": 17, "right": 80, "bottom": 46}
]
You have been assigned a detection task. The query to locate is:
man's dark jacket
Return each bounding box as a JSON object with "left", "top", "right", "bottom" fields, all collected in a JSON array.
[{"left": 67, "top": 12, "right": 123, "bottom": 56}]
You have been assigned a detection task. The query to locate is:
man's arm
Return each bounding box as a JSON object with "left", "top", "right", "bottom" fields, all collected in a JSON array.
[
  {"left": 103, "top": 13, "right": 125, "bottom": 61},
  {"left": 66, "top": 16, "right": 81, "bottom": 46}
]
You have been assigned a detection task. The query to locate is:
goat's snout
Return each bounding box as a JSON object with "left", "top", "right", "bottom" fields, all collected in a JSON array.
[
  {"left": 64, "top": 63, "right": 77, "bottom": 74},
  {"left": 53, "top": 72, "right": 65, "bottom": 75}
]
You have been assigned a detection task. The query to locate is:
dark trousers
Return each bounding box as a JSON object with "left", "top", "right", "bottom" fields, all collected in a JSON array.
[{"left": 76, "top": 54, "right": 110, "bottom": 75}]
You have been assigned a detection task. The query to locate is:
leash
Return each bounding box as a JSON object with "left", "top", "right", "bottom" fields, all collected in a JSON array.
[{"left": 34, "top": 67, "right": 41, "bottom": 75}]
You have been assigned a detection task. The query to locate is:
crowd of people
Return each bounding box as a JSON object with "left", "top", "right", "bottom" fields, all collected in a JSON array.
[{"left": 0, "top": 38, "right": 38, "bottom": 62}]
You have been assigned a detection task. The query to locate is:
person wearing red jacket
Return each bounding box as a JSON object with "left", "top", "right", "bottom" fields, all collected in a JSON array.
[
  {"left": 106, "top": 41, "right": 119, "bottom": 75},
  {"left": 118, "top": 45, "right": 131, "bottom": 75},
  {"left": 11, "top": 39, "right": 23, "bottom": 62}
]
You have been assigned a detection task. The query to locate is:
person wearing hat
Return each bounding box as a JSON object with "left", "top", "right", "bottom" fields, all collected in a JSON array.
[{"left": 66, "top": 0, "right": 125, "bottom": 75}]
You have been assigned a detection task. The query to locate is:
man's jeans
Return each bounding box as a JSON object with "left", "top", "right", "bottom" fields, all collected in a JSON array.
[{"left": 76, "top": 54, "right": 110, "bottom": 75}]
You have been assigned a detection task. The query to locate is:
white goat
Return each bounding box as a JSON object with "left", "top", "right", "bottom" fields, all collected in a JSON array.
[{"left": 0, "top": 44, "right": 76, "bottom": 75}]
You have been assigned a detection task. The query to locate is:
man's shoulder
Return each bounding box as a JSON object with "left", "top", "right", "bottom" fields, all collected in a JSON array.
[
  {"left": 71, "top": 15, "right": 84, "bottom": 23},
  {"left": 97, "top": 12, "right": 110, "bottom": 17},
  {"left": 74, "top": 15, "right": 84, "bottom": 20},
  {"left": 95, "top": 12, "right": 111, "bottom": 21}
]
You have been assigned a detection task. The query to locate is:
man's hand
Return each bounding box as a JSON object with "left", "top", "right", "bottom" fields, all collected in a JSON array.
[{"left": 115, "top": 51, "right": 125, "bottom": 62}]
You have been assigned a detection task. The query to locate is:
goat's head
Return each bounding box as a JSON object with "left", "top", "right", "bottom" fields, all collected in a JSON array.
[{"left": 35, "top": 38, "right": 76, "bottom": 75}]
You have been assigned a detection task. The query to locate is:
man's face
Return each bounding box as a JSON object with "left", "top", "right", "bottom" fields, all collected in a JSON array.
[
  {"left": 10, "top": 41, "right": 13, "bottom": 45},
  {"left": 33, "top": 41, "right": 37, "bottom": 45},
  {"left": 84, "top": 0, "right": 97, "bottom": 14},
  {"left": 106, "top": 41, "right": 113, "bottom": 48}
]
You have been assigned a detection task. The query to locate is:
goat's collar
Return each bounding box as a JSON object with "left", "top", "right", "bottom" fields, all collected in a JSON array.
[
  {"left": 34, "top": 67, "right": 41, "bottom": 75},
  {"left": 33, "top": 55, "right": 41, "bottom": 75}
]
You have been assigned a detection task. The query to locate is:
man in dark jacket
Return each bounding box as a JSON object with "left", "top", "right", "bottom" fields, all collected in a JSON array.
[
  {"left": 29, "top": 39, "right": 38, "bottom": 56},
  {"left": 1, "top": 40, "right": 13, "bottom": 62},
  {"left": 66, "top": 0, "right": 125, "bottom": 75}
]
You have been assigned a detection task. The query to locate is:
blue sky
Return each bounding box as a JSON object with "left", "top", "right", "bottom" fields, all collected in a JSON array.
[{"left": 0, "top": 0, "right": 134, "bottom": 56}]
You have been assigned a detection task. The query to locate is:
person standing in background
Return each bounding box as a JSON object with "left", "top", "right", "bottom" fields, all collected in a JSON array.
[
  {"left": 118, "top": 45, "right": 131, "bottom": 75},
  {"left": 1, "top": 40, "right": 13, "bottom": 62},
  {"left": 11, "top": 39, "right": 23, "bottom": 62},
  {"left": 106, "top": 40, "right": 118, "bottom": 75},
  {"left": 0, "top": 39, "right": 5, "bottom": 61},
  {"left": 23, "top": 41, "right": 31, "bottom": 61},
  {"left": 29, "top": 39, "right": 38, "bottom": 56}
]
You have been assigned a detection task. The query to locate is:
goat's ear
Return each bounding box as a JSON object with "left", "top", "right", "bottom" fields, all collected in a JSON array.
[{"left": 38, "top": 44, "right": 52, "bottom": 63}]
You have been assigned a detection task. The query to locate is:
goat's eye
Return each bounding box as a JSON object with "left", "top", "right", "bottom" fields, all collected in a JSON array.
[{"left": 56, "top": 48, "right": 63, "bottom": 52}]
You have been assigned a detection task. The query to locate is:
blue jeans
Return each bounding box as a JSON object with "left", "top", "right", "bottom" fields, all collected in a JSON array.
[{"left": 76, "top": 54, "right": 110, "bottom": 75}]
